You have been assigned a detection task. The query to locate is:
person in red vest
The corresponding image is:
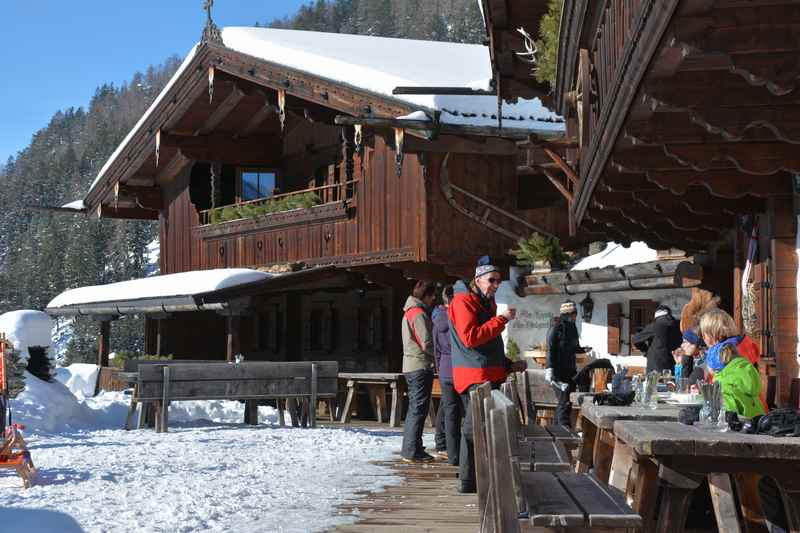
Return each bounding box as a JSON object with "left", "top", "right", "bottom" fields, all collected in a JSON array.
[
  {"left": 400, "top": 280, "right": 437, "bottom": 463},
  {"left": 449, "top": 256, "right": 525, "bottom": 493}
]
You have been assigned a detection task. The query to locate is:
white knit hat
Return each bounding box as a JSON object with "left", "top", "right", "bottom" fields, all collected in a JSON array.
[{"left": 560, "top": 301, "right": 577, "bottom": 314}]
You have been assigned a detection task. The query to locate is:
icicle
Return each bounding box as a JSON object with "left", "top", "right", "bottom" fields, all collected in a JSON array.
[
  {"left": 278, "top": 89, "right": 287, "bottom": 133},
  {"left": 208, "top": 66, "right": 215, "bottom": 103},
  {"left": 155, "top": 129, "right": 161, "bottom": 167},
  {"left": 394, "top": 128, "right": 405, "bottom": 177},
  {"left": 354, "top": 124, "right": 363, "bottom": 154}
]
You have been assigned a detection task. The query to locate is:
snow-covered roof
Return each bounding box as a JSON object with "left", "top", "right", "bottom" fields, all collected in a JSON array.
[
  {"left": 221, "top": 28, "right": 562, "bottom": 130},
  {"left": 571, "top": 242, "right": 659, "bottom": 271},
  {"left": 47, "top": 269, "right": 271, "bottom": 310},
  {"left": 0, "top": 310, "right": 56, "bottom": 364},
  {"left": 87, "top": 28, "right": 563, "bottom": 196}
]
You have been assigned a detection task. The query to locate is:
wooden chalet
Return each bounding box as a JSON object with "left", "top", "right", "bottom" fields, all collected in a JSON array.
[
  {"left": 483, "top": 0, "right": 800, "bottom": 407},
  {"left": 47, "top": 22, "right": 576, "bottom": 373}
]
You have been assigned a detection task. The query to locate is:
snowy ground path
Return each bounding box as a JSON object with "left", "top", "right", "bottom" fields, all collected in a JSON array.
[{"left": 0, "top": 423, "right": 414, "bottom": 532}]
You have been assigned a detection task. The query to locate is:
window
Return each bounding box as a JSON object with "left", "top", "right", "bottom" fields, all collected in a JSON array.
[
  {"left": 238, "top": 168, "right": 277, "bottom": 202},
  {"left": 629, "top": 299, "right": 658, "bottom": 354}
]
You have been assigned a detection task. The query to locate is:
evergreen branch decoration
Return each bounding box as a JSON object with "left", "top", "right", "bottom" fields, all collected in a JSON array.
[
  {"left": 510, "top": 232, "right": 568, "bottom": 269},
  {"left": 534, "top": 0, "right": 563, "bottom": 86},
  {"left": 3, "top": 342, "right": 26, "bottom": 399}
]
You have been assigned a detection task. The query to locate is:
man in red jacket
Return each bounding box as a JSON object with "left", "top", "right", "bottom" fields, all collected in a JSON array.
[{"left": 449, "top": 256, "right": 524, "bottom": 493}]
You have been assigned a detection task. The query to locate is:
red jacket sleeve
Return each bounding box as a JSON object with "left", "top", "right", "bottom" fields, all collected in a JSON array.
[
  {"left": 449, "top": 294, "right": 507, "bottom": 348},
  {"left": 738, "top": 336, "right": 761, "bottom": 366}
]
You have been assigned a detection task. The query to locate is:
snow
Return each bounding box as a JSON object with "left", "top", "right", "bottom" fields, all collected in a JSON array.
[
  {"left": 397, "top": 110, "right": 431, "bottom": 121},
  {"left": 220, "top": 28, "right": 563, "bottom": 132},
  {"left": 571, "top": 242, "right": 659, "bottom": 271},
  {"left": 0, "top": 372, "right": 414, "bottom": 532},
  {"left": 47, "top": 268, "right": 271, "bottom": 310},
  {"left": 0, "top": 310, "right": 56, "bottom": 365},
  {"left": 144, "top": 238, "right": 160, "bottom": 277},
  {"left": 53, "top": 364, "right": 101, "bottom": 398},
  {"left": 59, "top": 200, "right": 85, "bottom": 211}
]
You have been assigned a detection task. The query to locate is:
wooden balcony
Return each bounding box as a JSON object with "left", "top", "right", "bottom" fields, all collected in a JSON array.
[{"left": 193, "top": 180, "right": 357, "bottom": 240}]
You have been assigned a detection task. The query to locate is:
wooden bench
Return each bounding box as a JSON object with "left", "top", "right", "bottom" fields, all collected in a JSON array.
[
  {"left": 135, "top": 361, "right": 338, "bottom": 433},
  {"left": 504, "top": 377, "right": 581, "bottom": 454},
  {"left": 484, "top": 391, "right": 643, "bottom": 532}
]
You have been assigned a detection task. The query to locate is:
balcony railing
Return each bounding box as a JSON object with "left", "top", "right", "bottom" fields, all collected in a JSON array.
[{"left": 198, "top": 179, "right": 359, "bottom": 226}]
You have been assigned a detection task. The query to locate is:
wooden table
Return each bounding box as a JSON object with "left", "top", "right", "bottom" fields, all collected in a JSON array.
[
  {"left": 576, "top": 404, "right": 682, "bottom": 485},
  {"left": 613, "top": 421, "right": 800, "bottom": 533},
  {"left": 338, "top": 373, "right": 406, "bottom": 427}
]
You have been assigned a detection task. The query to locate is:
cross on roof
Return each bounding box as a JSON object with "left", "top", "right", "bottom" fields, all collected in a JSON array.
[{"left": 201, "top": 0, "right": 223, "bottom": 45}]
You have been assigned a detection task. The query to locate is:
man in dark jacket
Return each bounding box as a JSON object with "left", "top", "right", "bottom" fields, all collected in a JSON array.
[
  {"left": 546, "top": 301, "right": 585, "bottom": 426},
  {"left": 632, "top": 304, "right": 683, "bottom": 373},
  {"left": 432, "top": 285, "right": 460, "bottom": 465}
]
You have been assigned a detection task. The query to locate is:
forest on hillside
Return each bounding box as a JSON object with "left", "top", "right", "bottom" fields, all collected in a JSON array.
[{"left": 0, "top": 0, "right": 486, "bottom": 363}]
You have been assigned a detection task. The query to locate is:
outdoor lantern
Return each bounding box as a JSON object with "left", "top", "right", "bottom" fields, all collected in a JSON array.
[{"left": 580, "top": 293, "right": 594, "bottom": 322}]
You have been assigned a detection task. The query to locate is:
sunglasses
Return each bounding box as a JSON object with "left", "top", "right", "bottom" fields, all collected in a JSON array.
[{"left": 487, "top": 277, "right": 502, "bottom": 285}]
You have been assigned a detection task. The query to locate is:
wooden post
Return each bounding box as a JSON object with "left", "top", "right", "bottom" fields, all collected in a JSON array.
[
  {"left": 226, "top": 315, "right": 241, "bottom": 362},
  {"left": 155, "top": 319, "right": 163, "bottom": 356},
  {"left": 310, "top": 363, "right": 318, "bottom": 429},
  {"left": 159, "top": 365, "right": 170, "bottom": 433},
  {"left": 98, "top": 320, "right": 111, "bottom": 368}
]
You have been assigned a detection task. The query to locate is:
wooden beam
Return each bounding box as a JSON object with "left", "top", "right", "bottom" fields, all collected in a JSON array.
[
  {"left": 159, "top": 132, "right": 281, "bottom": 164},
  {"left": 238, "top": 97, "right": 278, "bottom": 137},
  {"left": 114, "top": 183, "right": 162, "bottom": 210},
  {"left": 404, "top": 135, "right": 518, "bottom": 156},
  {"left": 543, "top": 169, "right": 574, "bottom": 203},
  {"left": 663, "top": 141, "right": 800, "bottom": 175},
  {"left": 98, "top": 320, "right": 111, "bottom": 368},
  {"left": 645, "top": 169, "right": 792, "bottom": 198},
  {"left": 196, "top": 84, "right": 245, "bottom": 135},
  {"left": 95, "top": 204, "right": 159, "bottom": 221},
  {"left": 643, "top": 70, "right": 800, "bottom": 110},
  {"left": 543, "top": 148, "right": 578, "bottom": 185},
  {"left": 155, "top": 150, "right": 192, "bottom": 186}
]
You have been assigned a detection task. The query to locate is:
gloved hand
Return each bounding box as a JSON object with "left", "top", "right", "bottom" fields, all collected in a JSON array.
[{"left": 544, "top": 368, "right": 553, "bottom": 383}]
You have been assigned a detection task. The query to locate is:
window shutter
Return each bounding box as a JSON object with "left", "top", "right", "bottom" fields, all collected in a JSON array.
[{"left": 607, "top": 303, "right": 622, "bottom": 354}]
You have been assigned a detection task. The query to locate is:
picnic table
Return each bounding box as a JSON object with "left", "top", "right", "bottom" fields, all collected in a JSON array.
[
  {"left": 576, "top": 403, "right": 682, "bottom": 484},
  {"left": 338, "top": 372, "right": 407, "bottom": 427},
  {"left": 612, "top": 420, "right": 800, "bottom": 533}
]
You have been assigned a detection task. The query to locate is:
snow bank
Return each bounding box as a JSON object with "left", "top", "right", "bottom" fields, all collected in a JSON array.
[
  {"left": 47, "top": 268, "right": 271, "bottom": 309},
  {"left": 9, "top": 372, "right": 118, "bottom": 435},
  {"left": 0, "top": 310, "right": 56, "bottom": 365},
  {"left": 0, "top": 508, "right": 84, "bottom": 533},
  {"left": 53, "top": 364, "right": 100, "bottom": 398}
]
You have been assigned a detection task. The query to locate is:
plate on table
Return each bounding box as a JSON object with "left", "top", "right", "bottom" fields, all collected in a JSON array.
[{"left": 665, "top": 393, "right": 704, "bottom": 406}]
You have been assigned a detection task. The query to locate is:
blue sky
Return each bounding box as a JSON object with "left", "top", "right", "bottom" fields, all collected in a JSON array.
[{"left": 1, "top": 1, "right": 309, "bottom": 163}]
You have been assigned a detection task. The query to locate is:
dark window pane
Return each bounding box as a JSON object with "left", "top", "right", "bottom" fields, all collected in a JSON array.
[
  {"left": 258, "top": 172, "right": 277, "bottom": 197},
  {"left": 242, "top": 172, "right": 260, "bottom": 201}
]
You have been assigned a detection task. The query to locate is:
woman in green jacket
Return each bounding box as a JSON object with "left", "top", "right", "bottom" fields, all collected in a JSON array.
[{"left": 712, "top": 342, "right": 765, "bottom": 419}]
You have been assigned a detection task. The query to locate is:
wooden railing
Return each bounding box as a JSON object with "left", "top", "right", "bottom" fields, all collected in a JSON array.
[
  {"left": 198, "top": 180, "right": 359, "bottom": 226},
  {"left": 578, "top": 0, "right": 649, "bottom": 176}
]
